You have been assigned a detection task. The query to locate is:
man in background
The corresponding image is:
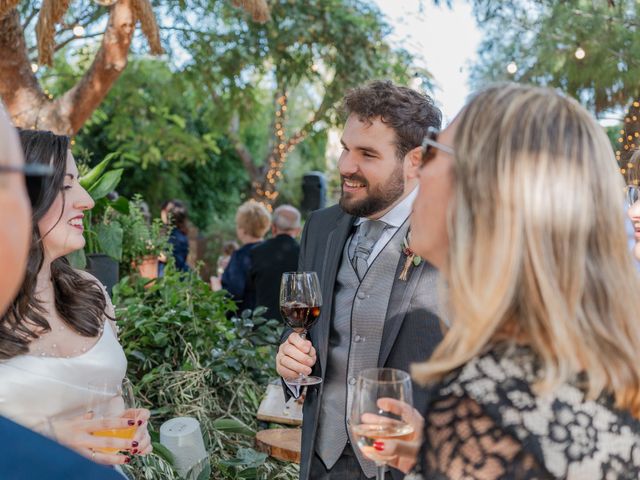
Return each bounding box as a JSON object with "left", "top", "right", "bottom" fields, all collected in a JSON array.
[
  {"left": 0, "top": 103, "right": 121, "bottom": 479},
  {"left": 248, "top": 205, "right": 301, "bottom": 320}
]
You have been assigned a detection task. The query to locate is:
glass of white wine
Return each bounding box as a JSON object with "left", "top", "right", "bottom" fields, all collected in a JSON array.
[
  {"left": 87, "top": 378, "right": 137, "bottom": 453},
  {"left": 349, "top": 368, "right": 414, "bottom": 480}
]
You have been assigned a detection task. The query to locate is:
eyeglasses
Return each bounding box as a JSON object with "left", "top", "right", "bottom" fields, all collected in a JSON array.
[
  {"left": 626, "top": 185, "right": 640, "bottom": 207},
  {"left": 0, "top": 163, "right": 54, "bottom": 207},
  {"left": 420, "top": 126, "right": 455, "bottom": 167}
]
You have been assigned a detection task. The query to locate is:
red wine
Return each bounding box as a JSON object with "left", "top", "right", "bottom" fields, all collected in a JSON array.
[{"left": 280, "top": 302, "right": 321, "bottom": 332}]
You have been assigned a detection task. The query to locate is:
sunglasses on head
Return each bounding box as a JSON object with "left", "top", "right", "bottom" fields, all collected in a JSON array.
[
  {"left": 420, "top": 126, "right": 455, "bottom": 167},
  {"left": 0, "top": 163, "right": 54, "bottom": 207}
]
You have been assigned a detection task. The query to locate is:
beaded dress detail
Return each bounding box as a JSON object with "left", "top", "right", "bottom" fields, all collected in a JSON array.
[{"left": 0, "top": 285, "right": 126, "bottom": 429}]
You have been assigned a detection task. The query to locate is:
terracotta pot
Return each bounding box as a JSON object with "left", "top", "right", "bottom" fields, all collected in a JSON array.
[{"left": 134, "top": 255, "right": 158, "bottom": 280}]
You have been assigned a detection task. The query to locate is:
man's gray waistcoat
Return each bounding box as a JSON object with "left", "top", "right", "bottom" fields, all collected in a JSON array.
[{"left": 315, "top": 221, "right": 408, "bottom": 476}]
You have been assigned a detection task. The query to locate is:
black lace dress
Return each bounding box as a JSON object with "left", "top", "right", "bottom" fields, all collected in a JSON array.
[{"left": 409, "top": 344, "right": 640, "bottom": 479}]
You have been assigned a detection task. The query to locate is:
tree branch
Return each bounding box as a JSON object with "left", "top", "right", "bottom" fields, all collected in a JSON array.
[
  {"left": 0, "top": 9, "right": 46, "bottom": 127},
  {"left": 60, "top": 0, "right": 136, "bottom": 134}
]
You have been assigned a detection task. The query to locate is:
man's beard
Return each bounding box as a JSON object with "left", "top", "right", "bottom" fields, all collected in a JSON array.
[{"left": 339, "top": 169, "right": 404, "bottom": 218}]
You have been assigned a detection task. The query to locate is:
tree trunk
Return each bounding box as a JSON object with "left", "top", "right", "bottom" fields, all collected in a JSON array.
[{"left": 0, "top": 1, "right": 136, "bottom": 135}]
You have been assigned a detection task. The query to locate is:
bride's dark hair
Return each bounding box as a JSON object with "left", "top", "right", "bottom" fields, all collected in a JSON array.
[{"left": 0, "top": 129, "right": 107, "bottom": 359}]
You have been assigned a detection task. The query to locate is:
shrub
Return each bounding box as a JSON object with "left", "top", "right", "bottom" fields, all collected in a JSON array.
[{"left": 113, "top": 267, "right": 296, "bottom": 479}]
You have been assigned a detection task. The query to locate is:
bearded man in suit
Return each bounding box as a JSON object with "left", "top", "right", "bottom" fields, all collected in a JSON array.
[{"left": 276, "top": 80, "right": 444, "bottom": 479}]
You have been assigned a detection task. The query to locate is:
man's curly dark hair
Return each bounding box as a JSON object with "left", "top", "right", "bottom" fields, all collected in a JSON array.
[{"left": 341, "top": 80, "right": 442, "bottom": 160}]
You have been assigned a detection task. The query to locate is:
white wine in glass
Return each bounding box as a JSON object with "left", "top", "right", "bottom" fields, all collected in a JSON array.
[{"left": 350, "top": 368, "right": 414, "bottom": 480}]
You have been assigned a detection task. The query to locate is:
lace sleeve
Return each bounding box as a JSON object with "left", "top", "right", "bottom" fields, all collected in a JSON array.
[{"left": 419, "top": 393, "right": 552, "bottom": 480}]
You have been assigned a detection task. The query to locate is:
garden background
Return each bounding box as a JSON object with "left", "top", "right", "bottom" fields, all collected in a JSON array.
[{"left": 2, "top": 0, "right": 640, "bottom": 478}]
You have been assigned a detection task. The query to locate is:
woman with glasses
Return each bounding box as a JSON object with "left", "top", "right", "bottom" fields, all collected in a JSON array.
[
  {"left": 0, "top": 130, "right": 152, "bottom": 466},
  {"left": 365, "top": 84, "right": 640, "bottom": 478},
  {"left": 626, "top": 150, "right": 640, "bottom": 260}
]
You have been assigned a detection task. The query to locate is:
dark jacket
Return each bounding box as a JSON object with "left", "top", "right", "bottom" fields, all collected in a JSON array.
[
  {"left": 168, "top": 227, "right": 190, "bottom": 272},
  {"left": 222, "top": 241, "right": 261, "bottom": 311},
  {"left": 0, "top": 415, "right": 122, "bottom": 479},
  {"left": 248, "top": 234, "right": 300, "bottom": 320},
  {"left": 282, "top": 204, "right": 443, "bottom": 480}
]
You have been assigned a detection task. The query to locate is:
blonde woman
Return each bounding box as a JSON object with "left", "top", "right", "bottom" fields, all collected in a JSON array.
[
  {"left": 373, "top": 84, "right": 640, "bottom": 478},
  {"left": 216, "top": 200, "right": 271, "bottom": 310}
]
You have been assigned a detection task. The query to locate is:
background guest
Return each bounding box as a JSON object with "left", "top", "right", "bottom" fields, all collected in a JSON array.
[
  {"left": 380, "top": 83, "right": 640, "bottom": 478},
  {"left": 247, "top": 204, "right": 301, "bottom": 321},
  {"left": 215, "top": 200, "right": 271, "bottom": 312},
  {"left": 217, "top": 240, "right": 239, "bottom": 276},
  {"left": 159, "top": 199, "right": 190, "bottom": 274}
]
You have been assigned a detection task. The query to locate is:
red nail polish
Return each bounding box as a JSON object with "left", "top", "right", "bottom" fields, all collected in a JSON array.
[
  {"left": 373, "top": 441, "right": 385, "bottom": 451},
  {"left": 132, "top": 441, "right": 139, "bottom": 448},
  {"left": 124, "top": 457, "right": 131, "bottom": 464},
  {"left": 137, "top": 420, "right": 143, "bottom": 426},
  {"left": 127, "top": 420, "right": 135, "bottom": 426},
  {"left": 132, "top": 449, "right": 138, "bottom": 455}
]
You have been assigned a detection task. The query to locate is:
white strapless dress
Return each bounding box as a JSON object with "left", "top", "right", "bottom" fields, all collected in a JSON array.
[{"left": 0, "top": 325, "right": 127, "bottom": 429}]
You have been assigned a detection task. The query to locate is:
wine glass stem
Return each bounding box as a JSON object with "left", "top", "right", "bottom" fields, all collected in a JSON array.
[
  {"left": 298, "top": 330, "right": 308, "bottom": 381},
  {"left": 376, "top": 463, "right": 386, "bottom": 480}
]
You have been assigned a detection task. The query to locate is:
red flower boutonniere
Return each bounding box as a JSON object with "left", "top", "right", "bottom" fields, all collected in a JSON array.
[{"left": 399, "top": 232, "right": 422, "bottom": 281}]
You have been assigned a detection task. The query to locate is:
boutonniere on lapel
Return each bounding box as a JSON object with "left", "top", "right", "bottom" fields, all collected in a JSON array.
[{"left": 399, "top": 231, "right": 422, "bottom": 281}]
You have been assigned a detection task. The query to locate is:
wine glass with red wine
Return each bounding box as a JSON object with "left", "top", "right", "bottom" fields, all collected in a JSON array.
[{"left": 280, "top": 271, "right": 323, "bottom": 386}]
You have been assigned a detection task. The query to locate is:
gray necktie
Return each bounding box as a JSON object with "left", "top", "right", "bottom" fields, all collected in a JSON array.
[{"left": 353, "top": 220, "right": 388, "bottom": 279}]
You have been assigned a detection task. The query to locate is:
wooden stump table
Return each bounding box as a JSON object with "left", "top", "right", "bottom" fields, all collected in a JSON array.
[
  {"left": 255, "top": 429, "right": 302, "bottom": 464},
  {"left": 256, "top": 383, "right": 303, "bottom": 426}
]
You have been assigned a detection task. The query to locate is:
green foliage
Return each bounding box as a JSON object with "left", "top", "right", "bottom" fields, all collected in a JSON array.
[
  {"left": 113, "top": 268, "right": 296, "bottom": 479},
  {"left": 69, "top": 59, "right": 250, "bottom": 229},
  {"left": 119, "top": 196, "right": 168, "bottom": 272},
  {"left": 469, "top": 0, "right": 640, "bottom": 114}
]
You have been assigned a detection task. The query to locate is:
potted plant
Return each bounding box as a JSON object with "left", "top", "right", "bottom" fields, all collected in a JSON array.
[
  {"left": 120, "top": 195, "right": 168, "bottom": 280},
  {"left": 67, "top": 154, "right": 128, "bottom": 295}
]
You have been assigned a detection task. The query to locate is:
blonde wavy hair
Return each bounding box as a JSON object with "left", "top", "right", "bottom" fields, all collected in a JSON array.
[
  {"left": 236, "top": 200, "right": 271, "bottom": 239},
  {"left": 413, "top": 83, "right": 640, "bottom": 417}
]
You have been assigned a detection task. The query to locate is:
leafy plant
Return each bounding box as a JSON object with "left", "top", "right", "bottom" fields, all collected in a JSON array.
[
  {"left": 119, "top": 195, "right": 168, "bottom": 273},
  {"left": 67, "top": 154, "right": 129, "bottom": 268},
  {"left": 113, "top": 268, "right": 295, "bottom": 479}
]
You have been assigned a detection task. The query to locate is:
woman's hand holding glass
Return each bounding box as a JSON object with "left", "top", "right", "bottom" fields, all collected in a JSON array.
[
  {"left": 56, "top": 378, "right": 154, "bottom": 465},
  {"left": 50, "top": 411, "right": 149, "bottom": 465},
  {"left": 358, "top": 397, "right": 424, "bottom": 474}
]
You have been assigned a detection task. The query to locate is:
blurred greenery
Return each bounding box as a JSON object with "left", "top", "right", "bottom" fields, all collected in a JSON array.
[{"left": 36, "top": 0, "right": 426, "bottom": 226}]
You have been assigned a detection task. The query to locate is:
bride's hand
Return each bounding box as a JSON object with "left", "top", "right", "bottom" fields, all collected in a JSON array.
[
  {"left": 51, "top": 413, "right": 138, "bottom": 465},
  {"left": 121, "top": 408, "right": 153, "bottom": 456}
]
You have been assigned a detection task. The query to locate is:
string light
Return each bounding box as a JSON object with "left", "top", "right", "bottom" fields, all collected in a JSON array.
[
  {"left": 617, "top": 104, "right": 640, "bottom": 177},
  {"left": 72, "top": 25, "right": 86, "bottom": 37},
  {"left": 574, "top": 47, "right": 586, "bottom": 60},
  {"left": 506, "top": 62, "right": 518, "bottom": 75},
  {"left": 255, "top": 92, "right": 311, "bottom": 206}
]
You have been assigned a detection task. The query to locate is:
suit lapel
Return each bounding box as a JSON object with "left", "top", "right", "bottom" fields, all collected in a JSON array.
[
  {"left": 317, "top": 212, "right": 355, "bottom": 375},
  {"left": 378, "top": 249, "right": 425, "bottom": 367}
]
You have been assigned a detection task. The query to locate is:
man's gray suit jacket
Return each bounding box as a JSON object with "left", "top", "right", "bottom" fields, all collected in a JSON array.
[{"left": 281, "top": 204, "right": 443, "bottom": 480}]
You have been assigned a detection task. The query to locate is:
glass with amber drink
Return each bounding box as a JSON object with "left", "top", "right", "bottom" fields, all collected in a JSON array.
[{"left": 87, "top": 378, "right": 137, "bottom": 453}]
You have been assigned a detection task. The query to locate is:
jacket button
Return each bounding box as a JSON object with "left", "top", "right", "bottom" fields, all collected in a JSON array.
[
  {"left": 357, "top": 291, "right": 366, "bottom": 299},
  {"left": 354, "top": 334, "right": 363, "bottom": 343},
  {"left": 348, "top": 376, "right": 356, "bottom": 386}
]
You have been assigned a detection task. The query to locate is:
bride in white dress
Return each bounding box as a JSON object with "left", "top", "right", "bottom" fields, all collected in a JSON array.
[{"left": 0, "top": 129, "right": 151, "bottom": 466}]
